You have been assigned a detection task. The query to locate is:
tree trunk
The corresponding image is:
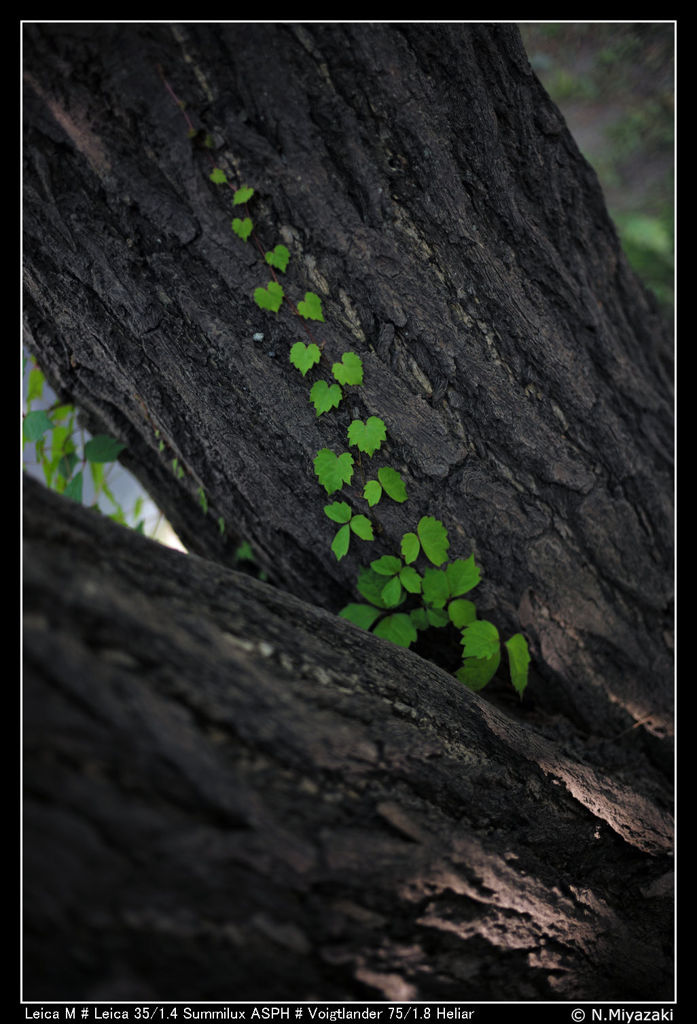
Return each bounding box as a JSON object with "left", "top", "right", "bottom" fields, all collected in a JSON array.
[
  {"left": 22, "top": 22, "right": 674, "bottom": 1002},
  {"left": 23, "top": 476, "right": 673, "bottom": 1002}
]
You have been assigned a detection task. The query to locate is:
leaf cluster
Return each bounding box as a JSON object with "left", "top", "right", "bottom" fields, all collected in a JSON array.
[{"left": 340, "top": 516, "right": 530, "bottom": 697}]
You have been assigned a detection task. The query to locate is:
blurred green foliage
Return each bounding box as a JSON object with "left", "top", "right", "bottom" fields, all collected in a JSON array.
[{"left": 519, "top": 22, "right": 674, "bottom": 318}]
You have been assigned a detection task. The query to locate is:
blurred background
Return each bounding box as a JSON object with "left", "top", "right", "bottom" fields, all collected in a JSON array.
[
  {"left": 23, "top": 21, "right": 675, "bottom": 548},
  {"left": 518, "top": 21, "right": 675, "bottom": 318}
]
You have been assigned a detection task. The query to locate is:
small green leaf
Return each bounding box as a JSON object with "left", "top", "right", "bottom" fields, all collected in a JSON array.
[
  {"left": 446, "top": 556, "right": 481, "bottom": 597},
  {"left": 426, "top": 607, "right": 450, "bottom": 627},
  {"left": 297, "top": 291, "right": 325, "bottom": 322},
  {"left": 331, "top": 523, "right": 351, "bottom": 561},
  {"left": 377, "top": 466, "right": 407, "bottom": 503},
  {"left": 210, "top": 167, "right": 227, "bottom": 184},
  {"left": 27, "top": 367, "right": 44, "bottom": 404},
  {"left": 197, "top": 487, "right": 208, "bottom": 514},
  {"left": 218, "top": 516, "right": 226, "bottom": 535},
  {"left": 460, "top": 619, "right": 500, "bottom": 660},
  {"left": 371, "top": 555, "right": 402, "bottom": 576},
  {"left": 380, "top": 575, "right": 403, "bottom": 608},
  {"left": 314, "top": 448, "right": 354, "bottom": 494},
  {"left": 232, "top": 217, "right": 253, "bottom": 241},
  {"left": 448, "top": 599, "right": 477, "bottom": 628},
  {"left": 456, "top": 649, "right": 501, "bottom": 691},
  {"left": 289, "top": 341, "right": 321, "bottom": 377},
  {"left": 401, "top": 532, "right": 420, "bottom": 564},
  {"left": 254, "top": 280, "right": 284, "bottom": 313},
  {"left": 339, "top": 603, "right": 382, "bottom": 630},
  {"left": 373, "top": 613, "right": 417, "bottom": 649},
  {"left": 505, "top": 633, "right": 530, "bottom": 699},
  {"left": 399, "top": 566, "right": 422, "bottom": 594},
  {"left": 23, "top": 409, "right": 54, "bottom": 443},
  {"left": 233, "top": 186, "right": 254, "bottom": 204},
  {"left": 235, "top": 541, "right": 254, "bottom": 562},
  {"left": 350, "top": 515, "right": 374, "bottom": 541},
  {"left": 347, "top": 416, "right": 386, "bottom": 457},
  {"left": 84, "top": 435, "right": 126, "bottom": 463},
  {"left": 363, "top": 480, "right": 382, "bottom": 507},
  {"left": 417, "top": 515, "right": 450, "bottom": 566},
  {"left": 324, "top": 501, "right": 352, "bottom": 524},
  {"left": 332, "top": 352, "right": 363, "bottom": 387},
  {"left": 421, "top": 568, "right": 450, "bottom": 609},
  {"left": 356, "top": 566, "right": 391, "bottom": 608},
  {"left": 265, "top": 244, "right": 290, "bottom": 272},
  {"left": 310, "top": 379, "right": 343, "bottom": 416},
  {"left": 410, "top": 607, "right": 430, "bottom": 631},
  {"left": 63, "top": 469, "right": 83, "bottom": 504}
]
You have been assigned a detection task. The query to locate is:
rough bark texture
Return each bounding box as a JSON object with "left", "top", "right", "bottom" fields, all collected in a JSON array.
[
  {"left": 22, "top": 22, "right": 674, "bottom": 1002},
  {"left": 24, "top": 476, "right": 673, "bottom": 1002}
]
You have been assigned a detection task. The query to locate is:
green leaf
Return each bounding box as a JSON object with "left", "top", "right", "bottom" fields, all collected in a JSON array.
[
  {"left": 232, "top": 217, "right": 253, "bottom": 241},
  {"left": 421, "top": 568, "right": 450, "bottom": 609},
  {"left": 265, "top": 244, "right": 290, "bottom": 272},
  {"left": 339, "top": 603, "right": 382, "bottom": 630},
  {"left": 233, "top": 186, "right": 255, "bottom": 204},
  {"left": 84, "top": 435, "right": 126, "bottom": 463},
  {"left": 209, "top": 167, "right": 227, "bottom": 184},
  {"left": 448, "top": 599, "right": 477, "bottom": 629},
  {"left": 89, "top": 459, "right": 105, "bottom": 493},
  {"left": 377, "top": 466, "right": 407, "bottom": 503},
  {"left": 63, "top": 470, "right": 83, "bottom": 504},
  {"left": 380, "top": 575, "right": 403, "bottom": 608},
  {"left": 505, "top": 633, "right": 530, "bottom": 699},
  {"left": 399, "top": 566, "right": 422, "bottom": 594},
  {"left": 27, "top": 367, "right": 44, "bottom": 404},
  {"left": 313, "top": 448, "right": 354, "bottom": 494},
  {"left": 51, "top": 404, "right": 74, "bottom": 423},
  {"left": 297, "top": 291, "right": 324, "bottom": 322},
  {"left": 324, "top": 501, "right": 352, "bottom": 524},
  {"left": 235, "top": 541, "right": 254, "bottom": 562},
  {"left": 331, "top": 523, "right": 351, "bottom": 561},
  {"left": 332, "top": 352, "right": 363, "bottom": 387},
  {"left": 460, "top": 619, "right": 500, "bottom": 660},
  {"left": 289, "top": 341, "right": 321, "bottom": 377},
  {"left": 58, "top": 451, "right": 79, "bottom": 480},
  {"left": 254, "top": 280, "right": 284, "bottom": 313},
  {"left": 363, "top": 480, "right": 382, "bottom": 507},
  {"left": 310, "top": 379, "right": 343, "bottom": 416},
  {"left": 350, "top": 515, "right": 374, "bottom": 541},
  {"left": 446, "top": 556, "right": 481, "bottom": 597},
  {"left": 410, "top": 607, "right": 430, "bottom": 631},
  {"left": 371, "top": 555, "right": 402, "bottom": 576},
  {"left": 23, "top": 409, "right": 54, "bottom": 443},
  {"left": 426, "top": 607, "right": 449, "bottom": 627},
  {"left": 197, "top": 487, "right": 208, "bottom": 514},
  {"left": 218, "top": 516, "right": 226, "bottom": 535},
  {"left": 347, "top": 416, "right": 386, "bottom": 457},
  {"left": 372, "top": 613, "right": 417, "bottom": 649},
  {"left": 51, "top": 424, "right": 72, "bottom": 462},
  {"left": 417, "top": 515, "right": 450, "bottom": 566},
  {"left": 356, "top": 566, "right": 391, "bottom": 608},
  {"left": 401, "top": 532, "right": 420, "bottom": 564},
  {"left": 456, "top": 649, "right": 501, "bottom": 691}
]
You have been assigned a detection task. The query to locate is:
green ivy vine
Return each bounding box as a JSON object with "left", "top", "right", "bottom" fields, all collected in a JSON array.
[{"left": 159, "top": 65, "right": 530, "bottom": 699}]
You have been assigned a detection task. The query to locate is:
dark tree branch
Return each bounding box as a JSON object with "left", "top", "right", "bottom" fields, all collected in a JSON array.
[{"left": 23, "top": 477, "right": 673, "bottom": 1001}]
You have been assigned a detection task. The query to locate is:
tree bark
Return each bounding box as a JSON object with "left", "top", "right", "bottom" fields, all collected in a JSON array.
[
  {"left": 23, "top": 476, "right": 673, "bottom": 1002},
  {"left": 22, "top": 22, "right": 674, "bottom": 1002}
]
